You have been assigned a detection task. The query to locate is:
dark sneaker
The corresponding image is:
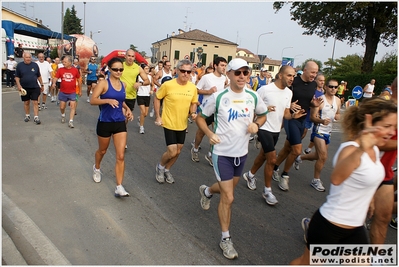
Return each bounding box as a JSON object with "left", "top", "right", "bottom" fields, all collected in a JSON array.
[
  {"left": 24, "top": 115, "right": 31, "bottom": 122},
  {"left": 34, "top": 117, "right": 41, "bottom": 125}
]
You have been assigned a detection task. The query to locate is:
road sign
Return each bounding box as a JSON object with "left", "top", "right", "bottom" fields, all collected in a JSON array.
[
  {"left": 352, "top": 85, "right": 363, "bottom": 99},
  {"left": 282, "top": 57, "right": 294, "bottom": 67}
]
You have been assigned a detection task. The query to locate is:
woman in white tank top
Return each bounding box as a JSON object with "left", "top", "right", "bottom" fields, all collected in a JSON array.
[{"left": 291, "top": 97, "right": 397, "bottom": 265}]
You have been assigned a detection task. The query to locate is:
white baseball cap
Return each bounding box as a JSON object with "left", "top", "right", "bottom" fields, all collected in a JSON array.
[
  {"left": 8, "top": 55, "right": 14, "bottom": 59},
  {"left": 227, "top": 58, "right": 250, "bottom": 72}
]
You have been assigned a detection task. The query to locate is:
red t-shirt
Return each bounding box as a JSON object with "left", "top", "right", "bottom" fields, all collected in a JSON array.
[
  {"left": 380, "top": 130, "right": 397, "bottom": 182},
  {"left": 56, "top": 67, "right": 80, "bottom": 94}
]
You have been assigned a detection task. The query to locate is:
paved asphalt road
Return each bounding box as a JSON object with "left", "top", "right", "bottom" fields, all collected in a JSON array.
[{"left": 2, "top": 86, "right": 397, "bottom": 265}]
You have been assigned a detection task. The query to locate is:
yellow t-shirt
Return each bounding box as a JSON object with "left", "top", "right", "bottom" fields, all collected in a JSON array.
[
  {"left": 120, "top": 62, "right": 140, "bottom": 99},
  {"left": 156, "top": 79, "right": 198, "bottom": 131},
  {"left": 337, "top": 85, "right": 345, "bottom": 95}
]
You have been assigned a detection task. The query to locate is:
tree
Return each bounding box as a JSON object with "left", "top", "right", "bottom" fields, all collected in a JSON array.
[
  {"left": 373, "top": 51, "right": 398, "bottom": 75},
  {"left": 323, "top": 54, "right": 363, "bottom": 76},
  {"left": 129, "top": 44, "right": 138, "bottom": 52},
  {"left": 63, "top": 5, "right": 83, "bottom": 35},
  {"left": 273, "top": 2, "right": 397, "bottom": 74},
  {"left": 299, "top": 58, "right": 323, "bottom": 72}
]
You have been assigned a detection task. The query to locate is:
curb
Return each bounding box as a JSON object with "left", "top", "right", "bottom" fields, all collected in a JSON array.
[{"left": 2, "top": 228, "right": 27, "bottom": 265}]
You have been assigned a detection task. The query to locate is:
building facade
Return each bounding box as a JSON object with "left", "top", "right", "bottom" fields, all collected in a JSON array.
[{"left": 151, "top": 29, "right": 237, "bottom": 67}]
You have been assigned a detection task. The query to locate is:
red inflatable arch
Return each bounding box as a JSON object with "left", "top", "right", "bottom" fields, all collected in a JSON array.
[{"left": 101, "top": 50, "right": 148, "bottom": 66}]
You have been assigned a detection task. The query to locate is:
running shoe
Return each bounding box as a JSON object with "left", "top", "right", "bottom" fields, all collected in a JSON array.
[
  {"left": 293, "top": 155, "right": 302, "bottom": 170},
  {"left": 155, "top": 165, "right": 165, "bottom": 184},
  {"left": 303, "top": 148, "right": 312, "bottom": 154},
  {"left": 92, "top": 164, "right": 102, "bottom": 183},
  {"left": 41, "top": 103, "right": 47, "bottom": 110},
  {"left": 139, "top": 126, "right": 145, "bottom": 134},
  {"left": 301, "top": 217, "right": 310, "bottom": 243},
  {"left": 310, "top": 179, "right": 325, "bottom": 192},
  {"left": 164, "top": 171, "right": 175, "bottom": 184},
  {"left": 114, "top": 185, "right": 130, "bottom": 197},
  {"left": 24, "top": 115, "right": 31, "bottom": 122},
  {"left": 149, "top": 109, "right": 154, "bottom": 118},
  {"left": 86, "top": 97, "right": 90, "bottom": 103},
  {"left": 389, "top": 217, "right": 397, "bottom": 229},
  {"left": 262, "top": 190, "right": 278, "bottom": 205},
  {"left": 249, "top": 136, "right": 254, "bottom": 142},
  {"left": 272, "top": 170, "right": 280, "bottom": 182},
  {"left": 68, "top": 121, "right": 74, "bottom": 128},
  {"left": 219, "top": 237, "right": 238, "bottom": 260},
  {"left": 51, "top": 96, "right": 56, "bottom": 102},
  {"left": 38, "top": 104, "right": 42, "bottom": 111},
  {"left": 191, "top": 147, "right": 200, "bottom": 162},
  {"left": 137, "top": 117, "right": 140, "bottom": 127},
  {"left": 34, "top": 117, "right": 41, "bottom": 125},
  {"left": 279, "top": 174, "right": 289, "bottom": 191},
  {"left": 242, "top": 172, "right": 256, "bottom": 190},
  {"left": 204, "top": 154, "right": 213, "bottom": 167},
  {"left": 191, "top": 140, "right": 201, "bottom": 150},
  {"left": 199, "top": 185, "right": 212, "bottom": 210},
  {"left": 254, "top": 134, "right": 261, "bottom": 149},
  {"left": 61, "top": 116, "right": 66, "bottom": 123}
]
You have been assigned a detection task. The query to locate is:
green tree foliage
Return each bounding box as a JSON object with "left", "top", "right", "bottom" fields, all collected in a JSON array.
[
  {"left": 299, "top": 58, "right": 323, "bottom": 71},
  {"left": 50, "top": 47, "right": 58, "bottom": 59},
  {"left": 323, "top": 54, "right": 363, "bottom": 76},
  {"left": 63, "top": 5, "right": 83, "bottom": 35},
  {"left": 373, "top": 51, "right": 398, "bottom": 75},
  {"left": 129, "top": 44, "right": 138, "bottom": 52},
  {"left": 273, "top": 2, "right": 397, "bottom": 74}
]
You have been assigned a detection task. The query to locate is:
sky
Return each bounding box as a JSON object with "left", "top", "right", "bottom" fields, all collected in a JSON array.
[{"left": 3, "top": 1, "right": 397, "bottom": 67}]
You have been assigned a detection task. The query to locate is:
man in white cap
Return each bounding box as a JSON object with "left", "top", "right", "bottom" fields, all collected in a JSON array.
[
  {"left": 197, "top": 58, "right": 268, "bottom": 260},
  {"left": 4, "top": 55, "right": 17, "bottom": 87}
]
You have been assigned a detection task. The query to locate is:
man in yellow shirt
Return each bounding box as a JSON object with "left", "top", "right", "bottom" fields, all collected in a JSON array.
[
  {"left": 120, "top": 49, "right": 150, "bottom": 113},
  {"left": 154, "top": 59, "right": 198, "bottom": 184}
]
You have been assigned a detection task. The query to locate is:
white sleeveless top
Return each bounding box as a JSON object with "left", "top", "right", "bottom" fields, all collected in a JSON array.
[
  {"left": 319, "top": 141, "right": 384, "bottom": 226},
  {"left": 312, "top": 95, "right": 339, "bottom": 134}
]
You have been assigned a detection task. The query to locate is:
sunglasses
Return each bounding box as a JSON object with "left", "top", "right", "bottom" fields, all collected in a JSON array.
[
  {"left": 233, "top": 70, "right": 250, "bottom": 76},
  {"left": 111, "top": 68, "right": 124, "bottom": 72},
  {"left": 328, "top": 85, "right": 338, "bottom": 89},
  {"left": 179, "top": 69, "right": 192, "bottom": 74}
]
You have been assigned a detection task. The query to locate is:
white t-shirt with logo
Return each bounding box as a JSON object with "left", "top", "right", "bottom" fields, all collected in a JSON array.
[
  {"left": 257, "top": 83, "right": 292, "bottom": 133},
  {"left": 200, "top": 87, "right": 268, "bottom": 157}
]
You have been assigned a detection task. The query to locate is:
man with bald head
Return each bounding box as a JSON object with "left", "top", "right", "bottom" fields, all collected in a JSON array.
[
  {"left": 272, "top": 61, "right": 321, "bottom": 191},
  {"left": 15, "top": 52, "right": 45, "bottom": 124},
  {"left": 35, "top": 53, "right": 53, "bottom": 110}
]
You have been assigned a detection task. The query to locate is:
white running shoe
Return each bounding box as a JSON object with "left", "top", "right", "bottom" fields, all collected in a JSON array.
[
  {"left": 219, "top": 237, "right": 238, "bottom": 260},
  {"left": 279, "top": 174, "right": 289, "bottom": 191},
  {"left": 199, "top": 185, "right": 211, "bottom": 210},
  {"left": 115, "top": 185, "right": 130, "bottom": 197},
  {"left": 310, "top": 179, "right": 325, "bottom": 192},
  {"left": 262, "top": 190, "right": 278, "bottom": 205},
  {"left": 293, "top": 155, "right": 302, "bottom": 170},
  {"left": 242, "top": 172, "right": 256, "bottom": 190},
  {"left": 92, "top": 165, "right": 102, "bottom": 183},
  {"left": 155, "top": 165, "right": 165, "bottom": 183},
  {"left": 272, "top": 170, "right": 280, "bottom": 182}
]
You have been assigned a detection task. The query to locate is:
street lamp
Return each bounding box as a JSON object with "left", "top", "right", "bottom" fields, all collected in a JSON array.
[
  {"left": 281, "top": 46, "right": 293, "bottom": 59},
  {"left": 90, "top": 30, "right": 101, "bottom": 39},
  {"left": 256, "top": 31, "right": 273, "bottom": 73},
  {"left": 83, "top": 2, "right": 86, "bottom": 35}
]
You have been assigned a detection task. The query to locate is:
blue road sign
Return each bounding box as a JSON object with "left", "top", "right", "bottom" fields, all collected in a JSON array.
[
  {"left": 281, "top": 57, "right": 294, "bottom": 67},
  {"left": 352, "top": 85, "right": 363, "bottom": 99}
]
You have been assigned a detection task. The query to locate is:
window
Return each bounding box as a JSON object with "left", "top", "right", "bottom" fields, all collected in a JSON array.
[
  {"left": 213, "top": 54, "right": 218, "bottom": 61},
  {"left": 174, "top": 50, "right": 180, "bottom": 60},
  {"left": 203, "top": 44, "right": 207, "bottom": 47},
  {"left": 215, "top": 46, "right": 219, "bottom": 48},
  {"left": 190, "top": 52, "right": 195, "bottom": 62},
  {"left": 191, "top": 43, "right": 196, "bottom": 45},
  {"left": 227, "top": 56, "right": 232, "bottom": 62},
  {"left": 268, "top": 66, "right": 274, "bottom": 72},
  {"left": 201, "top": 53, "right": 207, "bottom": 65}
]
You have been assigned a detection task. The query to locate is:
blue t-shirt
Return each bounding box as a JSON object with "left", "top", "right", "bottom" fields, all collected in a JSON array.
[
  {"left": 99, "top": 79, "right": 126, "bottom": 122},
  {"left": 87, "top": 63, "right": 98, "bottom": 81},
  {"left": 15, "top": 62, "right": 41, "bottom": 89}
]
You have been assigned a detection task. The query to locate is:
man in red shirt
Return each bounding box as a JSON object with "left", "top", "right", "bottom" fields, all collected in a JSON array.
[{"left": 51, "top": 56, "right": 81, "bottom": 128}]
